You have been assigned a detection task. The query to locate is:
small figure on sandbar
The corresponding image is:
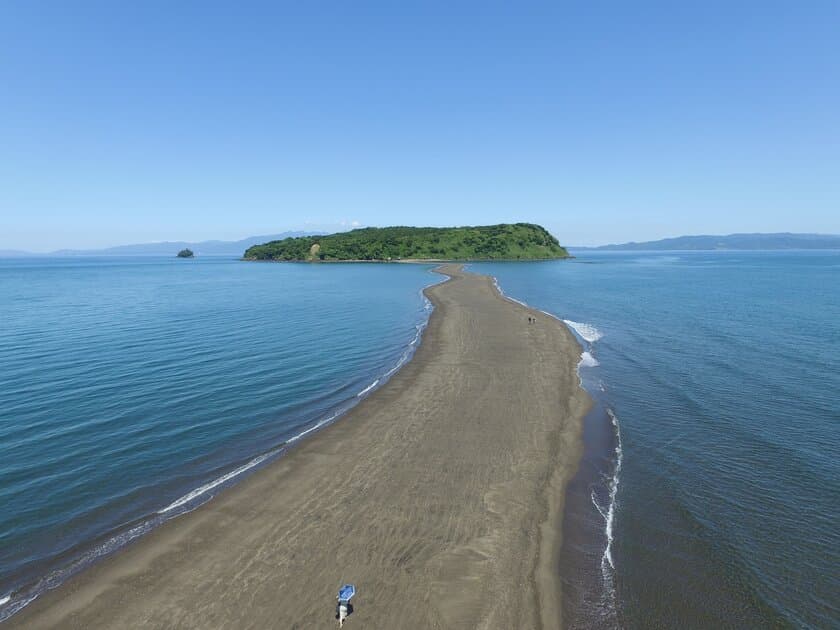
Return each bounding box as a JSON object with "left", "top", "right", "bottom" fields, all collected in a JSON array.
[{"left": 335, "top": 583, "right": 356, "bottom": 627}]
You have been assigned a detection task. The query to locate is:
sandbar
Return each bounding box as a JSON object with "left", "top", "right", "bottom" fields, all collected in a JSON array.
[{"left": 9, "top": 265, "right": 590, "bottom": 629}]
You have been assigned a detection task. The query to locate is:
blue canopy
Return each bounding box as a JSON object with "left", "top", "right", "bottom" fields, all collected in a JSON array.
[{"left": 338, "top": 584, "right": 356, "bottom": 603}]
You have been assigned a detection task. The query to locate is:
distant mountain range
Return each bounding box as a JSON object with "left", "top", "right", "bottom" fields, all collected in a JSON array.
[
  {"left": 0, "top": 249, "right": 33, "bottom": 257},
  {"left": 7, "top": 231, "right": 839, "bottom": 257},
  {"left": 571, "top": 233, "right": 840, "bottom": 251},
  {"left": 2, "top": 232, "right": 324, "bottom": 257}
]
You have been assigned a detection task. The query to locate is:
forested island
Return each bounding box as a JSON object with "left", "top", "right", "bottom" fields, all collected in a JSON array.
[
  {"left": 177, "top": 248, "right": 194, "bottom": 258},
  {"left": 243, "top": 224, "right": 569, "bottom": 261}
]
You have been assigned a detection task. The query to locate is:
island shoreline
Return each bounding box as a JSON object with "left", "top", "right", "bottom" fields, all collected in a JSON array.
[
  {"left": 7, "top": 265, "right": 590, "bottom": 629},
  {"left": 241, "top": 257, "right": 573, "bottom": 263}
]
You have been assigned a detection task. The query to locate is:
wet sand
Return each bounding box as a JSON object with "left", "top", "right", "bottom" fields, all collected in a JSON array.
[{"left": 9, "top": 265, "right": 590, "bottom": 629}]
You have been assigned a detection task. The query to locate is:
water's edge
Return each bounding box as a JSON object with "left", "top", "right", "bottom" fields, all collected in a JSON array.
[
  {"left": 0, "top": 272, "right": 446, "bottom": 623},
  {"left": 488, "top": 274, "right": 621, "bottom": 628}
]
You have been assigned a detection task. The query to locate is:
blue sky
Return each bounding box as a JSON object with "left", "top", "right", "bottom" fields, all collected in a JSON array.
[{"left": 2, "top": 1, "right": 838, "bottom": 250}]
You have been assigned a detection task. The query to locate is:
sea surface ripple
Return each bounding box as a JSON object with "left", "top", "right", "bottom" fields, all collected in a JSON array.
[
  {"left": 476, "top": 251, "right": 840, "bottom": 629},
  {"left": 0, "top": 256, "right": 436, "bottom": 619}
]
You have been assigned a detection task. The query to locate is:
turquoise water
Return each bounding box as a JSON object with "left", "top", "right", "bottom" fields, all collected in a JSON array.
[
  {"left": 474, "top": 252, "right": 840, "bottom": 629},
  {"left": 0, "top": 257, "right": 437, "bottom": 619}
]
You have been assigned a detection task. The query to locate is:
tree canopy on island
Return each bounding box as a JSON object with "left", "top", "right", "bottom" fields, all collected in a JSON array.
[
  {"left": 177, "top": 248, "right": 194, "bottom": 258},
  {"left": 243, "top": 224, "right": 569, "bottom": 261}
]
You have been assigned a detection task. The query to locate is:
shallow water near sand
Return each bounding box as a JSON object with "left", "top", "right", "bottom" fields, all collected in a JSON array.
[
  {"left": 475, "top": 252, "right": 840, "bottom": 629},
  {"left": 0, "top": 256, "right": 436, "bottom": 620}
]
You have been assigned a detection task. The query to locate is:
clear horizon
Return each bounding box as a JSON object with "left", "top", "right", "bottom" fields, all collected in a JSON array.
[{"left": 3, "top": 2, "right": 839, "bottom": 251}]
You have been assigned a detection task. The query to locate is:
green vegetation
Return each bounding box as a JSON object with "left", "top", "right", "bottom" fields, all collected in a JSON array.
[
  {"left": 177, "top": 248, "right": 194, "bottom": 258},
  {"left": 244, "top": 224, "right": 569, "bottom": 261}
]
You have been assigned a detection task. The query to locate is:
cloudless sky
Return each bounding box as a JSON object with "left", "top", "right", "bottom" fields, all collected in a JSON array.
[{"left": 2, "top": 1, "right": 839, "bottom": 250}]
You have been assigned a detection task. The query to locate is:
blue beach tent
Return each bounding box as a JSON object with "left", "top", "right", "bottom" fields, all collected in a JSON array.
[{"left": 338, "top": 584, "right": 356, "bottom": 604}]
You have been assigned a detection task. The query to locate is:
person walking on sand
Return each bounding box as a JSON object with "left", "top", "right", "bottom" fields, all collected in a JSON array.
[
  {"left": 337, "top": 600, "right": 348, "bottom": 627},
  {"left": 336, "top": 584, "right": 355, "bottom": 627}
]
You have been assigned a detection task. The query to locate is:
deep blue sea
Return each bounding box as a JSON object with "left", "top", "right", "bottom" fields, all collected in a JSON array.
[
  {"left": 0, "top": 257, "right": 437, "bottom": 620},
  {"left": 1, "top": 253, "right": 838, "bottom": 627},
  {"left": 474, "top": 252, "right": 839, "bottom": 629}
]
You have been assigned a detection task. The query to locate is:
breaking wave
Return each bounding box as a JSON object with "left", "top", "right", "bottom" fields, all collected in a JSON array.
[
  {"left": 159, "top": 449, "right": 281, "bottom": 514},
  {"left": 356, "top": 379, "right": 379, "bottom": 397},
  {"left": 579, "top": 351, "right": 600, "bottom": 367},
  {"left": 563, "top": 320, "right": 604, "bottom": 343},
  {"left": 591, "top": 408, "right": 623, "bottom": 603}
]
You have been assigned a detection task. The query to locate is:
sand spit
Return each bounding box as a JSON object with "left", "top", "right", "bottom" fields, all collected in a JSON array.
[{"left": 9, "top": 264, "right": 589, "bottom": 629}]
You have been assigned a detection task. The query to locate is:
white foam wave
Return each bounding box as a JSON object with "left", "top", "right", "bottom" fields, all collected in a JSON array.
[
  {"left": 158, "top": 450, "right": 278, "bottom": 514},
  {"left": 538, "top": 309, "right": 560, "bottom": 321},
  {"left": 409, "top": 324, "right": 423, "bottom": 346},
  {"left": 601, "top": 409, "right": 623, "bottom": 575},
  {"left": 160, "top": 301, "right": 429, "bottom": 519},
  {"left": 489, "top": 278, "right": 604, "bottom": 377},
  {"left": 491, "top": 277, "right": 529, "bottom": 307},
  {"left": 0, "top": 593, "right": 36, "bottom": 623},
  {"left": 563, "top": 320, "right": 603, "bottom": 343},
  {"left": 356, "top": 379, "right": 379, "bottom": 397},
  {"left": 579, "top": 351, "right": 600, "bottom": 367},
  {"left": 587, "top": 407, "right": 624, "bottom": 616},
  {"left": 0, "top": 517, "right": 159, "bottom": 622},
  {"left": 286, "top": 413, "right": 338, "bottom": 444},
  {"left": 384, "top": 355, "right": 407, "bottom": 378}
]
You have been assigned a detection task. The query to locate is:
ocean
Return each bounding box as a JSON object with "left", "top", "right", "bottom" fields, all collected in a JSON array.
[
  {"left": 1, "top": 252, "right": 838, "bottom": 627},
  {"left": 0, "top": 256, "right": 437, "bottom": 620},
  {"left": 474, "top": 251, "right": 839, "bottom": 629}
]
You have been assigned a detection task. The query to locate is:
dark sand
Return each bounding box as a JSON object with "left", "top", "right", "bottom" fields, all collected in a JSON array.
[{"left": 9, "top": 265, "right": 590, "bottom": 629}]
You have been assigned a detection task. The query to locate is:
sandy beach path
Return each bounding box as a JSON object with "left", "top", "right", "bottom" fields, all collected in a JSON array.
[{"left": 9, "top": 264, "right": 589, "bottom": 630}]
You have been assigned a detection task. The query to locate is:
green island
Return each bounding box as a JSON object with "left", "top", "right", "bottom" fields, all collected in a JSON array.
[
  {"left": 243, "top": 224, "right": 569, "bottom": 261},
  {"left": 177, "top": 248, "right": 194, "bottom": 258}
]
